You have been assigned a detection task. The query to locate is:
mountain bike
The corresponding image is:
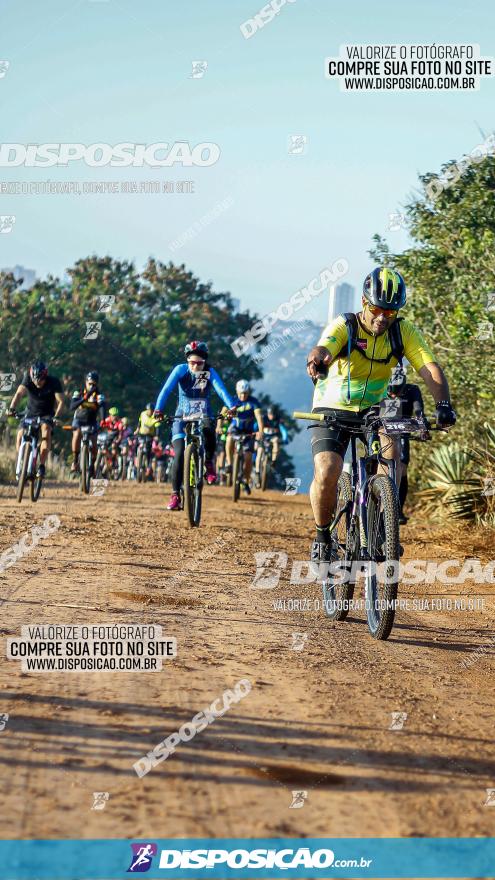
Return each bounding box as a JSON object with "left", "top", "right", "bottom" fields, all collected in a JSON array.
[
  {"left": 181, "top": 405, "right": 210, "bottom": 527},
  {"left": 79, "top": 425, "right": 98, "bottom": 494},
  {"left": 119, "top": 437, "right": 133, "bottom": 481},
  {"left": 15, "top": 415, "right": 54, "bottom": 503},
  {"left": 136, "top": 435, "right": 153, "bottom": 483},
  {"left": 95, "top": 430, "right": 122, "bottom": 481},
  {"left": 255, "top": 436, "right": 273, "bottom": 491},
  {"left": 154, "top": 445, "right": 174, "bottom": 483},
  {"left": 294, "top": 410, "right": 438, "bottom": 640},
  {"left": 232, "top": 432, "right": 255, "bottom": 502}
]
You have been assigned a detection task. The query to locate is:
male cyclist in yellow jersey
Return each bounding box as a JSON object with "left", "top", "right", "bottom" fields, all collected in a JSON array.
[
  {"left": 135, "top": 403, "right": 160, "bottom": 477},
  {"left": 305, "top": 267, "right": 456, "bottom": 565}
]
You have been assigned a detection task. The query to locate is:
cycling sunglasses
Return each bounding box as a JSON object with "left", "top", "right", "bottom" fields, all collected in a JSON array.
[
  {"left": 187, "top": 358, "right": 206, "bottom": 366},
  {"left": 366, "top": 304, "right": 399, "bottom": 318}
]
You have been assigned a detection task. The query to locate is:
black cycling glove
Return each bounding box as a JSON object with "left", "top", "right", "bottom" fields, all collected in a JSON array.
[{"left": 435, "top": 400, "right": 456, "bottom": 428}]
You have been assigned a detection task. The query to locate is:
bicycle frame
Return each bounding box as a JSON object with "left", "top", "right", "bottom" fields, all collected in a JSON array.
[
  {"left": 16, "top": 417, "right": 43, "bottom": 478},
  {"left": 81, "top": 425, "right": 98, "bottom": 451},
  {"left": 346, "top": 427, "right": 398, "bottom": 558},
  {"left": 183, "top": 416, "right": 206, "bottom": 469}
]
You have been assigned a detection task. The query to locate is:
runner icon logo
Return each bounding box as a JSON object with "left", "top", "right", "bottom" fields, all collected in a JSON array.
[
  {"left": 484, "top": 789, "right": 495, "bottom": 806},
  {"left": 84, "top": 321, "right": 102, "bottom": 340},
  {"left": 291, "top": 632, "right": 308, "bottom": 652},
  {"left": 91, "top": 792, "right": 109, "bottom": 810},
  {"left": 252, "top": 551, "right": 288, "bottom": 588},
  {"left": 284, "top": 477, "right": 301, "bottom": 495},
  {"left": 127, "top": 843, "right": 158, "bottom": 872},
  {"left": 389, "top": 711, "right": 408, "bottom": 730},
  {"left": 289, "top": 790, "right": 308, "bottom": 809},
  {"left": 97, "top": 295, "right": 115, "bottom": 313}
]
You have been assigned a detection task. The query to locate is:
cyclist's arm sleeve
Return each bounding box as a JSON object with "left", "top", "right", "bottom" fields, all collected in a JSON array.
[
  {"left": 70, "top": 391, "right": 84, "bottom": 412},
  {"left": 317, "top": 316, "right": 349, "bottom": 359},
  {"left": 401, "top": 320, "right": 436, "bottom": 372},
  {"left": 210, "top": 367, "right": 236, "bottom": 408},
  {"left": 280, "top": 424, "right": 289, "bottom": 443},
  {"left": 155, "top": 365, "right": 184, "bottom": 411}
]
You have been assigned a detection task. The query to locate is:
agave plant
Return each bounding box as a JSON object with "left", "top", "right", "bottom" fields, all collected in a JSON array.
[{"left": 416, "top": 441, "right": 486, "bottom": 521}]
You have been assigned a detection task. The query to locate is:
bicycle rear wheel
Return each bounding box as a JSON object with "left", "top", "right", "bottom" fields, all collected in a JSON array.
[
  {"left": 322, "top": 472, "right": 357, "bottom": 620},
  {"left": 365, "top": 474, "right": 400, "bottom": 640},
  {"left": 184, "top": 444, "right": 202, "bottom": 527},
  {"left": 16, "top": 442, "right": 30, "bottom": 503}
]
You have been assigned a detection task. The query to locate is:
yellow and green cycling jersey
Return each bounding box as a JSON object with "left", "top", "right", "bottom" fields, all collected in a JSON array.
[
  {"left": 313, "top": 314, "right": 435, "bottom": 412},
  {"left": 137, "top": 411, "right": 159, "bottom": 435}
]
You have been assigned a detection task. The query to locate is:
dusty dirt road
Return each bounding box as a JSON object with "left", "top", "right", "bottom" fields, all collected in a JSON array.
[{"left": 1, "top": 478, "right": 495, "bottom": 841}]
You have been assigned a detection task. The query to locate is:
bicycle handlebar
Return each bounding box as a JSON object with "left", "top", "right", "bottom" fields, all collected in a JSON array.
[{"left": 293, "top": 410, "right": 447, "bottom": 436}]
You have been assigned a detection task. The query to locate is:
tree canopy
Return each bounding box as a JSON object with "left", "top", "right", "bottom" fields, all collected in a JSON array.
[{"left": 370, "top": 147, "right": 495, "bottom": 479}]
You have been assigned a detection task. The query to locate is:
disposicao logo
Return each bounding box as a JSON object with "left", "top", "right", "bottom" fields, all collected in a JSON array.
[
  {"left": 127, "top": 843, "right": 158, "bottom": 872},
  {"left": 157, "top": 847, "right": 337, "bottom": 870}
]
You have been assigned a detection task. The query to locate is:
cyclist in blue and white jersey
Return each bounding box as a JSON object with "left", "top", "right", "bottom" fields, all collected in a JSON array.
[{"left": 153, "top": 340, "right": 236, "bottom": 510}]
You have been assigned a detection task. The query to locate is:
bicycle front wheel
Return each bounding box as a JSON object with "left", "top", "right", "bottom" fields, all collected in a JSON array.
[
  {"left": 232, "top": 451, "right": 241, "bottom": 502},
  {"left": 31, "top": 458, "right": 43, "bottom": 502},
  {"left": 322, "top": 471, "right": 357, "bottom": 620},
  {"left": 16, "top": 442, "right": 31, "bottom": 503},
  {"left": 260, "top": 454, "right": 269, "bottom": 491},
  {"left": 184, "top": 443, "right": 202, "bottom": 527},
  {"left": 137, "top": 449, "right": 145, "bottom": 483},
  {"left": 113, "top": 454, "right": 123, "bottom": 481},
  {"left": 80, "top": 444, "right": 91, "bottom": 494},
  {"left": 365, "top": 474, "right": 400, "bottom": 640}
]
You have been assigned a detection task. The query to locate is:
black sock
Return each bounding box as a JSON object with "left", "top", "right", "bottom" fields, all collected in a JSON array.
[{"left": 315, "top": 523, "right": 331, "bottom": 544}]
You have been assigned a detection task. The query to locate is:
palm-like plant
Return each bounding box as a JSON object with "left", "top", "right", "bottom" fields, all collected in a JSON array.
[{"left": 417, "top": 426, "right": 495, "bottom": 523}]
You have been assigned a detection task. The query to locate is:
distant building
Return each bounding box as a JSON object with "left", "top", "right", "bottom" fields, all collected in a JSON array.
[
  {"left": 327, "top": 282, "right": 356, "bottom": 323},
  {"left": 1, "top": 264, "right": 36, "bottom": 289}
]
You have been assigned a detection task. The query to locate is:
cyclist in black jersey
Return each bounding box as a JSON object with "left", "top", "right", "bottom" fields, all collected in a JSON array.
[
  {"left": 8, "top": 360, "right": 64, "bottom": 478},
  {"left": 69, "top": 371, "right": 107, "bottom": 474},
  {"left": 380, "top": 365, "right": 424, "bottom": 524}
]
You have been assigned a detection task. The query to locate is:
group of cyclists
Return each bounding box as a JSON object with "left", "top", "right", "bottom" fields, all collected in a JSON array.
[
  {"left": 5, "top": 265, "right": 457, "bottom": 542},
  {"left": 5, "top": 342, "right": 289, "bottom": 505}
]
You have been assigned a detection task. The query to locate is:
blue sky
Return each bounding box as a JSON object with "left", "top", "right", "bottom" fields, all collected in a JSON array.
[{"left": 1, "top": 0, "right": 494, "bottom": 327}]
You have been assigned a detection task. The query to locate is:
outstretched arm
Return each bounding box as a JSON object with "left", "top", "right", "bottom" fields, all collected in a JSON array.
[
  {"left": 155, "top": 365, "right": 184, "bottom": 412},
  {"left": 210, "top": 367, "right": 236, "bottom": 409},
  {"left": 8, "top": 383, "right": 27, "bottom": 412},
  {"left": 54, "top": 392, "right": 64, "bottom": 418},
  {"left": 417, "top": 363, "right": 450, "bottom": 405}
]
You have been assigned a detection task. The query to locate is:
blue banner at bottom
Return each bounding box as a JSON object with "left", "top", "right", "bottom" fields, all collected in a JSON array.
[{"left": 0, "top": 838, "right": 494, "bottom": 879}]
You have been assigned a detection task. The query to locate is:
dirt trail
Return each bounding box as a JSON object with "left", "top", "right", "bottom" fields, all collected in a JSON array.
[{"left": 0, "top": 480, "right": 494, "bottom": 840}]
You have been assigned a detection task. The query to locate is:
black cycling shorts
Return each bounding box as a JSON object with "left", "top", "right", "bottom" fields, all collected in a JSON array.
[
  {"left": 231, "top": 432, "right": 255, "bottom": 453},
  {"left": 310, "top": 407, "right": 371, "bottom": 460},
  {"left": 22, "top": 414, "right": 54, "bottom": 426},
  {"left": 72, "top": 418, "right": 97, "bottom": 432}
]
